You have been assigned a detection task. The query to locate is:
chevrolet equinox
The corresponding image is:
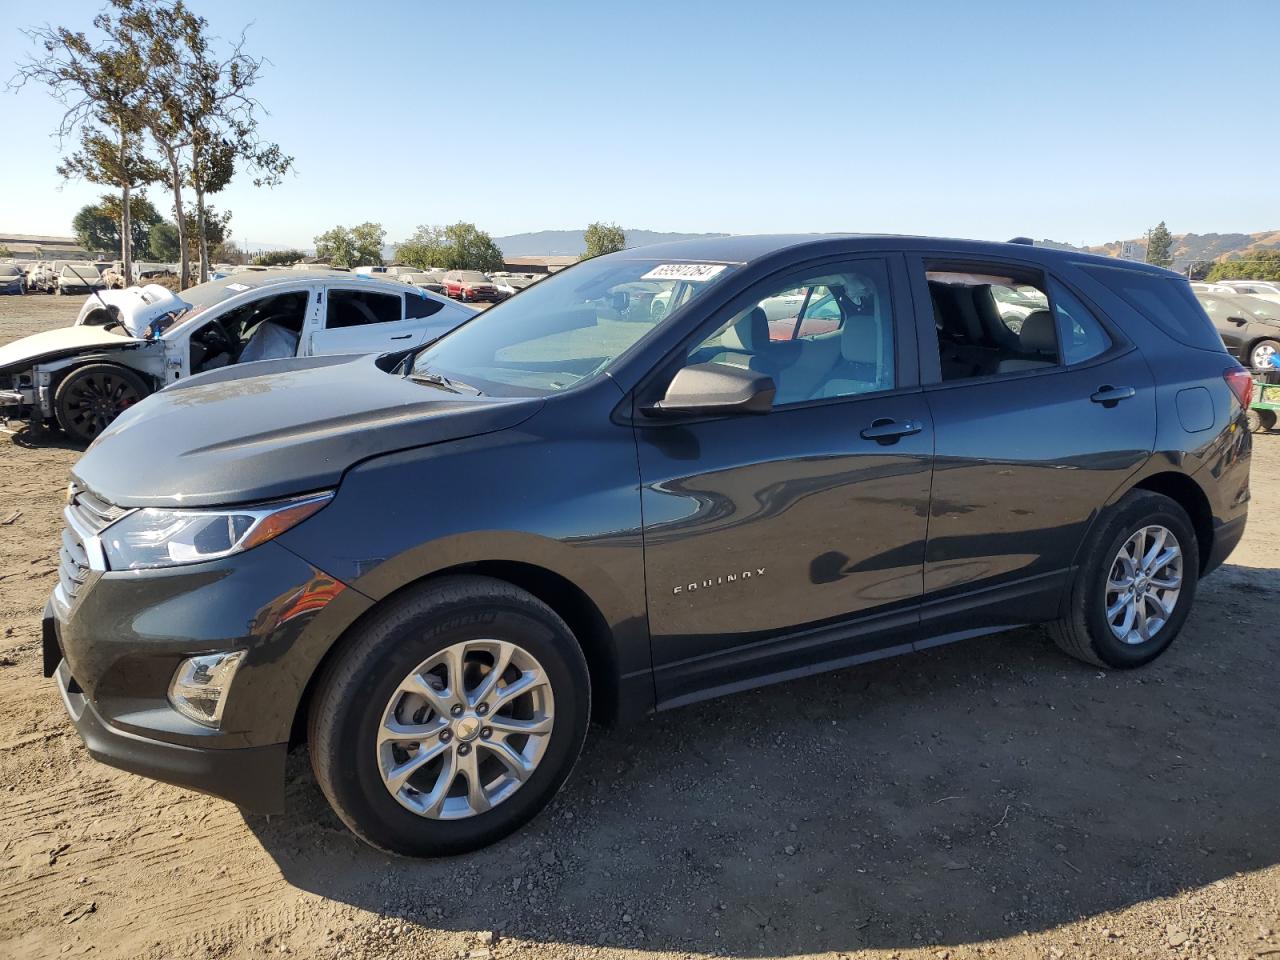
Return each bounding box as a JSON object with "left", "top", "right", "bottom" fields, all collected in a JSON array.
[{"left": 44, "top": 236, "right": 1252, "bottom": 856}]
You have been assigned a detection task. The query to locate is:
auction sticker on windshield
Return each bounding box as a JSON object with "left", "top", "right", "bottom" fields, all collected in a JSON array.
[{"left": 641, "top": 263, "right": 728, "bottom": 283}]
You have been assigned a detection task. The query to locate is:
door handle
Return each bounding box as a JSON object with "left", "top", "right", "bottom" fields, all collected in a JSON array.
[
  {"left": 390, "top": 334, "right": 414, "bottom": 340},
  {"left": 860, "top": 418, "right": 923, "bottom": 444},
  {"left": 1090, "top": 385, "right": 1136, "bottom": 407}
]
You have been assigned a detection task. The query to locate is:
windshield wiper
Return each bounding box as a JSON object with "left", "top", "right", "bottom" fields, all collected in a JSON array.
[{"left": 405, "top": 369, "right": 481, "bottom": 395}]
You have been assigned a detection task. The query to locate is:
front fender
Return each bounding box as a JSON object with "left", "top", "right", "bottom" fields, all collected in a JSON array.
[{"left": 275, "top": 414, "right": 650, "bottom": 692}]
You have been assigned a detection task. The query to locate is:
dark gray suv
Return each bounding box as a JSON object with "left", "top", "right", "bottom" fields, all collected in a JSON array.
[{"left": 44, "top": 236, "right": 1252, "bottom": 856}]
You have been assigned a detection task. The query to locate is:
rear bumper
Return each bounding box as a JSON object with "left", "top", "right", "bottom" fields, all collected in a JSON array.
[
  {"left": 54, "top": 654, "right": 288, "bottom": 813},
  {"left": 1204, "top": 512, "right": 1248, "bottom": 576}
]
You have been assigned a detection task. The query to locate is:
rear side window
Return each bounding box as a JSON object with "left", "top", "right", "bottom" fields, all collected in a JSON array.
[
  {"left": 1080, "top": 266, "right": 1222, "bottom": 352},
  {"left": 404, "top": 293, "right": 444, "bottom": 319},
  {"left": 326, "top": 290, "right": 402, "bottom": 328}
]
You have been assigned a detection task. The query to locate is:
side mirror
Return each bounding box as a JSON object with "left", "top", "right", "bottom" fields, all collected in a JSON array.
[{"left": 644, "top": 362, "right": 775, "bottom": 417}]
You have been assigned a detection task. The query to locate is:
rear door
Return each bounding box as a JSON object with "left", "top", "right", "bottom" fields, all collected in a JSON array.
[
  {"left": 310, "top": 286, "right": 419, "bottom": 355},
  {"left": 907, "top": 253, "right": 1156, "bottom": 635}
]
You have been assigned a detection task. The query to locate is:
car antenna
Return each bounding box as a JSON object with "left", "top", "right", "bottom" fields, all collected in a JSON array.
[{"left": 69, "top": 263, "right": 113, "bottom": 312}]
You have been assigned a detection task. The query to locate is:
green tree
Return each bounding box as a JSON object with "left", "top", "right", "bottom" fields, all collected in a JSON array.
[
  {"left": 395, "top": 222, "right": 503, "bottom": 271},
  {"left": 583, "top": 221, "right": 626, "bottom": 259},
  {"left": 72, "top": 193, "right": 163, "bottom": 255},
  {"left": 252, "top": 249, "right": 307, "bottom": 267},
  {"left": 148, "top": 220, "right": 181, "bottom": 260},
  {"left": 1146, "top": 221, "right": 1173, "bottom": 267},
  {"left": 315, "top": 223, "right": 384, "bottom": 268},
  {"left": 210, "top": 239, "right": 245, "bottom": 264},
  {"left": 181, "top": 204, "right": 231, "bottom": 268},
  {"left": 1205, "top": 250, "right": 1280, "bottom": 282},
  {"left": 0, "top": 245, "right": 12, "bottom": 258},
  {"left": 14, "top": 11, "right": 160, "bottom": 283}
]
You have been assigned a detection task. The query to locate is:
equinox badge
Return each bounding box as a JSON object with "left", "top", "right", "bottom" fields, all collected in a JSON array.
[{"left": 673, "top": 568, "right": 766, "bottom": 596}]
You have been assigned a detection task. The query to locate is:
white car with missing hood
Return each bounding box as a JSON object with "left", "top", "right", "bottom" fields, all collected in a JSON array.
[{"left": 0, "top": 270, "right": 475, "bottom": 443}]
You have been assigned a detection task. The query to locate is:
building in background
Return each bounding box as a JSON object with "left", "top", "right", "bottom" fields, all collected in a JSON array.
[
  {"left": 501, "top": 255, "right": 580, "bottom": 274},
  {"left": 0, "top": 232, "right": 93, "bottom": 261}
]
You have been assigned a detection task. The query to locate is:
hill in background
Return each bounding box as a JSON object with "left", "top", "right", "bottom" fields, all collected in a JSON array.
[{"left": 1081, "top": 231, "right": 1280, "bottom": 270}]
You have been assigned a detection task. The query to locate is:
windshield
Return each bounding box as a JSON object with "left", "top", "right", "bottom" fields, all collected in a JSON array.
[
  {"left": 161, "top": 275, "right": 279, "bottom": 328},
  {"left": 410, "top": 256, "right": 736, "bottom": 396},
  {"left": 0, "top": 266, "right": 21, "bottom": 278},
  {"left": 454, "top": 271, "right": 490, "bottom": 283}
]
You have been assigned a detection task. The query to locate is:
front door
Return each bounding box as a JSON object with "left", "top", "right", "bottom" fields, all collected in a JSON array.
[
  {"left": 907, "top": 254, "right": 1156, "bottom": 634},
  {"left": 636, "top": 255, "right": 934, "bottom": 706}
]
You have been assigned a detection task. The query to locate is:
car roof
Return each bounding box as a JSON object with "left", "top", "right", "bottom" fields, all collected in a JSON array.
[
  {"left": 197, "top": 269, "right": 426, "bottom": 294},
  {"left": 605, "top": 233, "right": 1182, "bottom": 277}
]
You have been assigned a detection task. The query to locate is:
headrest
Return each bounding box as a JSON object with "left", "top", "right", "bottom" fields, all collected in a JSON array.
[
  {"left": 837, "top": 316, "right": 873, "bottom": 362},
  {"left": 1019, "top": 310, "right": 1056, "bottom": 354},
  {"left": 721, "top": 306, "right": 769, "bottom": 352}
]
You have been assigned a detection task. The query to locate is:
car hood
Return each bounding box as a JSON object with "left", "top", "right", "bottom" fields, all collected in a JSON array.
[
  {"left": 74, "top": 284, "right": 189, "bottom": 336},
  {"left": 72, "top": 353, "right": 544, "bottom": 508},
  {"left": 0, "top": 326, "right": 146, "bottom": 375}
]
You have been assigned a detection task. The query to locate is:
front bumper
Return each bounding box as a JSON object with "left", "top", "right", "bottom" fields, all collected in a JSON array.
[
  {"left": 53, "top": 654, "right": 288, "bottom": 812},
  {"left": 44, "top": 540, "right": 372, "bottom": 813}
]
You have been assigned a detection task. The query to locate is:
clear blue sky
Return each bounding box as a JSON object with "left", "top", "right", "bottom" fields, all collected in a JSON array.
[{"left": 3, "top": 0, "right": 1277, "bottom": 250}]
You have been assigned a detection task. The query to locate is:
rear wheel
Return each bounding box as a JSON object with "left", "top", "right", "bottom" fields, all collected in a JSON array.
[
  {"left": 1048, "top": 490, "right": 1198, "bottom": 669},
  {"left": 308, "top": 575, "right": 590, "bottom": 857},
  {"left": 1247, "top": 408, "right": 1267, "bottom": 433},
  {"left": 1260, "top": 409, "right": 1278, "bottom": 431},
  {"left": 53, "top": 363, "right": 150, "bottom": 445}
]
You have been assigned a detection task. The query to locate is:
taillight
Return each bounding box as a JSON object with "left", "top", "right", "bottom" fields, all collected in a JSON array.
[{"left": 1224, "top": 366, "right": 1253, "bottom": 410}]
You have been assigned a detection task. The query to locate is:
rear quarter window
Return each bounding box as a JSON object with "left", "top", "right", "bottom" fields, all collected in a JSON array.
[
  {"left": 1079, "top": 265, "right": 1223, "bottom": 352},
  {"left": 405, "top": 293, "right": 444, "bottom": 319}
]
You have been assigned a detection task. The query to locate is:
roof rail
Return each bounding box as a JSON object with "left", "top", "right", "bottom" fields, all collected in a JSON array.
[{"left": 1007, "top": 236, "right": 1034, "bottom": 245}]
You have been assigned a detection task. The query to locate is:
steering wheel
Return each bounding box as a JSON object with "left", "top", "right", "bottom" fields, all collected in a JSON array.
[{"left": 198, "top": 318, "right": 238, "bottom": 360}]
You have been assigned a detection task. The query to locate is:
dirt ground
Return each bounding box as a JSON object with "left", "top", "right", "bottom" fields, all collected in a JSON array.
[{"left": 0, "top": 294, "right": 1277, "bottom": 960}]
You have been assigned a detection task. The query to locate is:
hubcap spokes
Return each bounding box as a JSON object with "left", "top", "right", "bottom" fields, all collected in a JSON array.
[
  {"left": 1105, "top": 524, "right": 1183, "bottom": 645},
  {"left": 377, "top": 639, "right": 554, "bottom": 820},
  {"left": 67, "top": 374, "right": 139, "bottom": 436}
]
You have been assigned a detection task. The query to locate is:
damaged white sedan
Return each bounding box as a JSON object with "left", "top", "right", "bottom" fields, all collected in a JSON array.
[{"left": 0, "top": 270, "right": 475, "bottom": 443}]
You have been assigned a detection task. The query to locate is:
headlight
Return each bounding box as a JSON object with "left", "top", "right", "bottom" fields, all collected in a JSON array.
[{"left": 101, "top": 492, "right": 333, "bottom": 570}]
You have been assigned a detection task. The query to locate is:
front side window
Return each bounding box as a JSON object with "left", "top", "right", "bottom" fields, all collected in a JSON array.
[
  {"left": 926, "top": 266, "right": 1059, "bottom": 380},
  {"left": 326, "top": 290, "right": 402, "bottom": 328},
  {"left": 411, "top": 256, "right": 736, "bottom": 395},
  {"left": 685, "top": 260, "right": 894, "bottom": 405}
]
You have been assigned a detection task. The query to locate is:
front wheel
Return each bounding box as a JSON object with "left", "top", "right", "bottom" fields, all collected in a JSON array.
[
  {"left": 1048, "top": 490, "right": 1198, "bottom": 669},
  {"left": 53, "top": 363, "right": 150, "bottom": 445},
  {"left": 308, "top": 575, "right": 591, "bottom": 857}
]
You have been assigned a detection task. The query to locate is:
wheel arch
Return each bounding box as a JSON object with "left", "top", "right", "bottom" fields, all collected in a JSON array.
[
  {"left": 1127, "top": 471, "right": 1214, "bottom": 573},
  {"left": 291, "top": 560, "right": 633, "bottom": 748}
]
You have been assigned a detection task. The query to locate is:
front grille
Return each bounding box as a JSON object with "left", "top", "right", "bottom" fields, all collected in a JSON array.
[{"left": 58, "top": 484, "right": 127, "bottom": 601}]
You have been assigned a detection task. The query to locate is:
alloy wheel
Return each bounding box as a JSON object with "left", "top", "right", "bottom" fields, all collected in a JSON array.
[
  {"left": 377, "top": 639, "right": 554, "bottom": 820},
  {"left": 1104, "top": 525, "right": 1183, "bottom": 645},
  {"left": 63, "top": 371, "right": 141, "bottom": 438},
  {"left": 1252, "top": 342, "right": 1277, "bottom": 369}
]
